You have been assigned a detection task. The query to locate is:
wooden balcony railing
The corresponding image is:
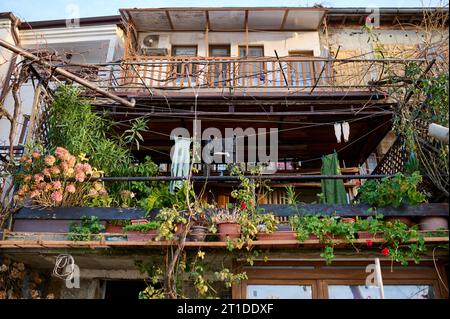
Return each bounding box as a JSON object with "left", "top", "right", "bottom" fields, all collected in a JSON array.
[{"left": 95, "top": 56, "right": 418, "bottom": 92}]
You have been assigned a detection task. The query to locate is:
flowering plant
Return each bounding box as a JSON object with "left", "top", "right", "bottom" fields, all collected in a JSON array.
[
  {"left": 211, "top": 207, "right": 241, "bottom": 224},
  {"left": 15, "top": 147, "right": 109, "bottom": 207}
]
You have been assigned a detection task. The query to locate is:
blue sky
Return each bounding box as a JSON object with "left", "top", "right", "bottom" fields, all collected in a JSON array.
[{"left": 0, "top": 0, "right": 444, "bottom": 21}]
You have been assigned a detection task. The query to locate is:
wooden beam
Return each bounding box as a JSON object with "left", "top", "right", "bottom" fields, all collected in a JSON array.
[
  {"left": 13, "top": 203, "right": 450, "bottom": 228},
  {"left": 165, "top": 10, "right": 174, "bottom": 30},
  {"left": 280, "top": 9, "right": 290, "bottom": 30},
  {"left": 245, "top": 10, "right": 249, "bottom": 56}
]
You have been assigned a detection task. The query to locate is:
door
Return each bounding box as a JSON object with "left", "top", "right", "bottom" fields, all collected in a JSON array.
[
  {"left": 209, "top": 45, "right": 231, "bottom": 87},
  {"left": 239, "top": 46, "right": 264, "bottom": 86}
]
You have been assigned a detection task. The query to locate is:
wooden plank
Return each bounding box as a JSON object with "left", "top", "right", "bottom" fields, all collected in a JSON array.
[
  {"left": 14, "top": 203, "right": 449, "bottom": 222},
  {"left": 0, "top": 237, "right": 447, "bottom": 250}
]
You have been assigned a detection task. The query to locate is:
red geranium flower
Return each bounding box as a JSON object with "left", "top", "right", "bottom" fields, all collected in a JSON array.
[
  {"left": 366, "top": 240, "right": 373, "bottom": 247},
  {"left": 240, "top": 202, "right": 248, "bottom": 210},
  {"left": 381, "top": 248, "right": 390, "bottom": 256}
]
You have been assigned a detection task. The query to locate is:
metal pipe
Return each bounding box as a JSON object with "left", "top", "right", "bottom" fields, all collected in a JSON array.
[
  {"left": 105, "top": 111, "right": 393, "bottom": 117},
  {"left": 0, "top": 39, "right": 136, "bottom": 108},
  {"left": 63, "top": 174, "right": 394, "bottom": 183}
]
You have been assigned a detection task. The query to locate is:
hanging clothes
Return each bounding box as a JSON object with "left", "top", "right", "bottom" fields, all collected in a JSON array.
[
  {"left": 170, "top": 137, "right": 192, "bottom": 192},
  {"left": 321, "top": 152, "right": 348, "bottom": 204},
  {"left": 334, "top": 123, "right": 342, "bottom": 143},
  {"left": 342, "top": 122, "right": 350, "bottom": 142}
]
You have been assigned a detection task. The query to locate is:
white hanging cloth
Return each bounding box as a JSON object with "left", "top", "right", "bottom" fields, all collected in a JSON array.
[
  {"left": 170, "top": 137, "right": 192, "bottom": 192},
  {"left": 334, "top": 123, "right": 342, "bottom": 143},
  {"left": 342, "top": 122, "right": 350, "bottom": 142}
]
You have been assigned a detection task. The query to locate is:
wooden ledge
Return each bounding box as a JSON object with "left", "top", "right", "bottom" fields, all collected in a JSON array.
[{"left": 0, "top": 237, "right": 448, "bottom": 250}]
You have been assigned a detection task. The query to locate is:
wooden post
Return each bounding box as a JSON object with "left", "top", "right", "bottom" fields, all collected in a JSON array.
[{"left": 26, "top": 84, "right": 42, "bottom": 144}]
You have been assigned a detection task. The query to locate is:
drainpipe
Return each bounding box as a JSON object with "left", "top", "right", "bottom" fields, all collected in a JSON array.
[{"left": 428, "top": 123, "right": 449, "bottom": 144}]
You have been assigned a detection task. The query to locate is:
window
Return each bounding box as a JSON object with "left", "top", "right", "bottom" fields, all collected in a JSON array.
[
  {"left": 172, "top": 46, "right": 197, "bottom": 57},
  {"left": 209, "top": 45, "right": 231, "bottom": 87},
  {"left": 238, "top": 46, "right": 264, "bottom": 86},
  {"left": 328, "top": 285, "right": 436, "bottom": 299},
  {"left": 239, "top": 46, "right": 264, "bottom": 57},
  {"left": 171, "top": 46, "right": 198, "bottom": 84},
  {"left": 247, "top": 285, "right": 313, "bottom": 299},
  {"left": 233, "top": 262, "right": 447, "bottom": 299}
]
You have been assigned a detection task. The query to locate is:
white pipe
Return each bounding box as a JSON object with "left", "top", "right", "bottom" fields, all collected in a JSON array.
[{"left": 428, "top": 123, "right": 449, "bottom": 144}]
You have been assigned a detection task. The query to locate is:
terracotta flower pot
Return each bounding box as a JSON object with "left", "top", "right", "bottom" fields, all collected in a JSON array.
[
  {"left": 357, "top": 231, "right": 383, "bottom": 240},
  {"left": 189, "top": 226, "right": 208, "bottom": 242},
  {"left": 105, "top": 224, "right": 123, "bottom": 234},
  {"left": 127, "top": 230, "right": 158, "bottom": 242},
  {"left": 419, "top": 217, "right": 449, "bottom": 235},
  {"left": 217, "top": 223, "right": 241, "bottom": 241},
  {"left": 257, "top": 231, "right": 296, "bottom": 241}
]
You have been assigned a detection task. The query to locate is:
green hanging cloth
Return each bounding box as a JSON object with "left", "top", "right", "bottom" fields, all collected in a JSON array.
[{"left": 320, "top": 152, "right": 347, "bottom": 204}]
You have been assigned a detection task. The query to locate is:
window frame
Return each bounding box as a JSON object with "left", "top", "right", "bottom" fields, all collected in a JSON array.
[{"left": 232, "top": 261, "right": 448, "bottom": 299}]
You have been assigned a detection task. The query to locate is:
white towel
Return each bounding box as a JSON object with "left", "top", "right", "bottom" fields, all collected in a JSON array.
[
  {"left": 334, "top": 123, "right": 342, "bottom": 143},
  {"left": 342, "top": 122, "right": 350, "bottom": 142},
  {"left": 170, "top": 137, "right": 192, "bottom": 192}
]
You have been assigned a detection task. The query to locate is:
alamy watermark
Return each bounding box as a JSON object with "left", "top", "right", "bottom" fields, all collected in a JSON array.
[{"left": 170, "top": 120, "right": 279, "bottom": 174}]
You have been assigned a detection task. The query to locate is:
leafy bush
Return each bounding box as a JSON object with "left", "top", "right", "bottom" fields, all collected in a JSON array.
[
  {"left": 124, "top": 221, "right": 160, "bottom": 233},
  {"left": 357, "top": 172, "right": 426, "bottom": 207},
  {"left": 68, "top": 216, "right": 105, "bottom": 241}
]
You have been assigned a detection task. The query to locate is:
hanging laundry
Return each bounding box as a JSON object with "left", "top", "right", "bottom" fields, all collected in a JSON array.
[
  {"left": 334, "top": 123, "right": 342, "bottom": 143},
  {"left": 170, "top": 137, "right": 192, "bottom": 192},
  {"left": 342, "top": 122, "right": 350, "bottom": 142},
  {"left": 320, "top": 152, "right": 348, "bottom": 204}
]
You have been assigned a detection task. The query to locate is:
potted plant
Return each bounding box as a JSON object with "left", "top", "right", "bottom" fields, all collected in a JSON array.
[
  {"left": 106, "top": 220, "right": 131, "bottom": 234},
  {"left": 355, "top": 215, "right": 384, "bottom": 239},
  {"left": 256, "top": 214, "right": 289, "bottom": 241},
  {"left": 211, "top": 207, "right": 242, "bottom": 241},
  {"left": 155, "top": 207, "right": 188, "bottom": 240},
  {"left": 68, "top": 216, "right": 106, "bottom": 241},
  {"left": 124, "top": 221, "right": 160, "bottom": 242},
  {"left": 357, "top": 172, "right": 427, "bottom": 226},
  {"left": 188, "top": 211, "right": 210, "bottom": 242}
]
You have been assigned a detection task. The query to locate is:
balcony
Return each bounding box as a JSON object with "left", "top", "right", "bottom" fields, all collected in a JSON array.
[{"left": 96, "top": 56, "right": 414, "bottom": 94}]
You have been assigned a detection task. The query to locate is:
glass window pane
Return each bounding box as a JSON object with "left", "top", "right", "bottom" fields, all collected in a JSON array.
[
  {"left": 247, "top": 285, "right": 312, "bottom": 299},
  {"left": 239, "top": 47, "right": 264, "bottom": 57},
  {"left": 173, "top": 47, "right": 197, "bottom": 56},
  {"left": 328, "top": 285, "right": 435, "bottom": 299}
]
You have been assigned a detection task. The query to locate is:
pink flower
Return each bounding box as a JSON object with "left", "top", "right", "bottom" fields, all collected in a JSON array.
[
  {"left": 51, "top": 191, "right": 63, "bottom": 202},
  {"left": 55, "top": 147, "right": 69, "bottom": 160},
  {"left": 65, "top": 184, "right": 76, "bottom": 194},
  {"left": 75, "top": 164, "right": 84, "bottom": 174},
  {"left": 30, "top": 190, "right": 41, "bottom": 199},
  {"left": 50, "top": 166, "right": 61, "bottom": 175},
  {"left": 98, "top": 188, "right": 108, "bottom": 197},
  {"left": 33, "top": 174, "right": 45, "bottom": 183},
  {"left": 67, "top": 155, "right": 77, "bottom": 168},
  {"left": 37, "top": 182, "right": 47, "bottom": 190},
  {"left": 82, "top": 163, "right": 92, "bottom": 175},
  {"left": 367, "top": 240, "right": 373, "bottom": 247},
  {"left": 51, "top": 181, "right": 62, "bottom": 190},
  {"left": 32, "top": 151, "right": 41, "bottom": 159},
  {"left": 42, "top": 168, "right": 51, "bottom": 177},
  {"left": 75, "top": 172, "right": 85, "bottom": 183},
  {"left": 44, "top": 155, "right": 56, "bottom": 166},
  {"left": 88, "top": 189, "right": 98, "bottom": 197}
]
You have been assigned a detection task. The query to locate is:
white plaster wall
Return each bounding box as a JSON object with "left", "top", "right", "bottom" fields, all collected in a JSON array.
[
  {"left": 326, "top": 27, "right": 448, "bottom": 56},
  {"left": 0, "top": 19, "right": 14, "bottom": 90},
  {"left": 140, "top": 31, "right": 322, "bottom": 57}
]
